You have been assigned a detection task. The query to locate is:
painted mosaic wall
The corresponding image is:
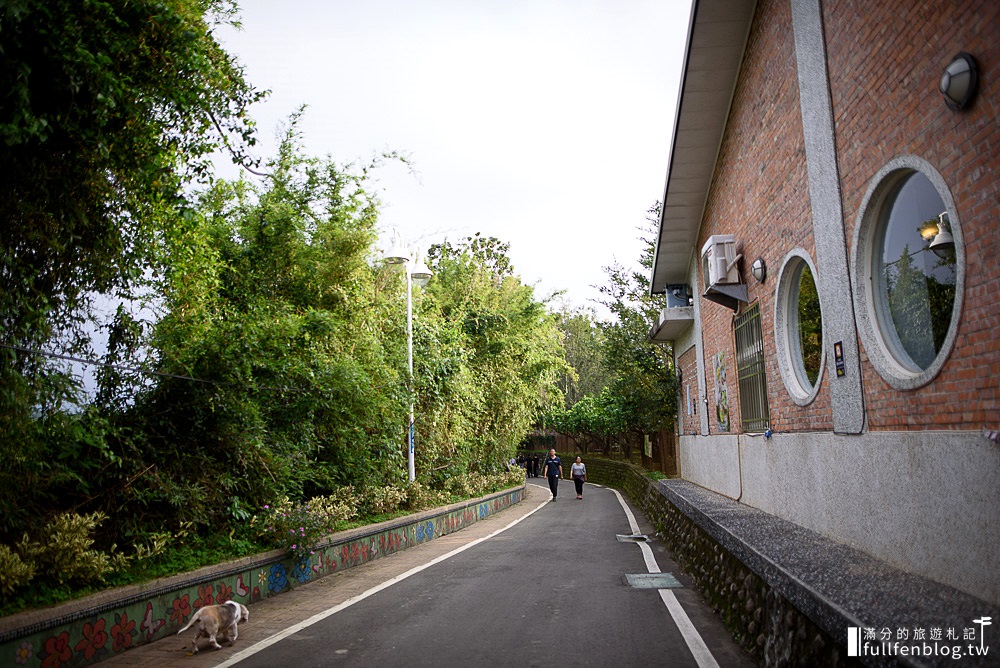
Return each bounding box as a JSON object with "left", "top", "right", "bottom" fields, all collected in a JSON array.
[{"left": 1, "top": 487, "right": 524, "bottom": 667}]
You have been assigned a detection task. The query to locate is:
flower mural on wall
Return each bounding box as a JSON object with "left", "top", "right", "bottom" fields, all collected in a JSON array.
[
  {"left": 111, "top": 612, "right": 136, "bottom": 652},
  {"left": 40, "top": 631, "right": 71, "bottom": 668},
  {"left": 195, "top": 584, "right": 214, "bottom": 608},
  {"left": 268, "top": 563, "right": 288, "bottom": 593},
  {"left": 217, "top": 581, "right": 233, "bottom": 603},
  {"left": 312, "top": 550, "right": 336, "bottom": 576},
  {"left": 292, "top": 557, "right": 312, "bottom": 584},
  {"left": 74, "top": 619, "right": 108, "bottom": 661},
  {"left": 14, "top": 641, "right": 32, "bottom": 665},
  {"left": 168, "top": 594, "right": 191, "bottom": 625},
  {"left": 236, "top": 573, "right": 250, "bottom": 598}
]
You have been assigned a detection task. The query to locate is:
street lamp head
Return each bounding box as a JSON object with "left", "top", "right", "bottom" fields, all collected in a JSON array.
[
  {"left": 410, "top": 252, "right": 433, "bottom": 287},
  {"left": 384, "top": 228, "right": 411, "bottom": 265}
]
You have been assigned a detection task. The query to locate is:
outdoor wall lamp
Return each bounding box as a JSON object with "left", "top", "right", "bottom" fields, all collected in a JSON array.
[
  {"left": 751, "top": 257, "right": 766, "bottom": 283},
  {"left": 927, "top": 212, "right": 955, "bottom": 258},
  {"left": 940, "top": 52, "right": 978, "bottom": 111}
]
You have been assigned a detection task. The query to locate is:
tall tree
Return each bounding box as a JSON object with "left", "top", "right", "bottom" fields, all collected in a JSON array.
[
  {"left": 132, "top": 119, "right": 406, "bottom": 528},
  {"left": 422, "top": 235, "right": 567, "bottom": 480},
  {"left": 0, "top": 0, "right": 263, "bottom": 533},
  {"left": 555, "top": 307, "right": 611, "bottom": 407},
  {"left": 1, "top": 0, "right": 262, "bottom": 344},
  {"left": 594, "top": 204, "right": 676, "bottom": 455}
]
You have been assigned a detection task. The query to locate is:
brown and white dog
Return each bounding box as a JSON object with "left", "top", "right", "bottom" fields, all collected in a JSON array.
[{"left": 176, "top": 600, "right": 249, "bottom": 653}]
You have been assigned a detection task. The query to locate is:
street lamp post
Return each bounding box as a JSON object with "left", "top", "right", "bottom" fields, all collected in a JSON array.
[{"left": 384, "top": 230, "right": 432, "bottom": 483}]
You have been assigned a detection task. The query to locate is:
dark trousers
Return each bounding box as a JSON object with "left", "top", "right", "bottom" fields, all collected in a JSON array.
[
  {"left": 573, "top": 476, "right": 584, "bottom": 496},
  {"left": 547, "top": 474, "right": 559, "bottom": 497}
]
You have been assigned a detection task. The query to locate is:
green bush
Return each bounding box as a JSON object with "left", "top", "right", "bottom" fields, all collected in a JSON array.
[
  {"left": 17, "top": 512, "right": 128, "bottom": 586},
  {"left": 256, "top": 490, "right": 359, "bottom": 561},
  {"left": 359, "top": 485, "right": 408, "bottom": 516},
  {"left": 404, "top": 482, "right": 452, "bottom": 511},
  {"left": 0, "top": 544, "right": 35, "bottom": 599},
  {"left": 1, "top": 511, "right": 129, "bottom": 600}
]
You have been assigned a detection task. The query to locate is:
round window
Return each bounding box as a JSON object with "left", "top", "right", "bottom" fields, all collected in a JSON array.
[
  {"left": 774, "top": 250, "right": 824, "bottom": 405},
  {"left": 853, "top": 157, "right": 963, "bottom": 389}
]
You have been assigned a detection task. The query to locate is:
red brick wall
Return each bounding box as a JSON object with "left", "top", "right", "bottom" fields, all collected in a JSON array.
[
  {"left": 698, "top": 0, "right": 834, "bottom": 433},
  {"left": 678, "top": 345, "right": 700, "bottom": 435},
  {"left": 695, "top": 0, "right": 998, "bottom": 434},
  {"left": 824, "top": 0, "right": 1000, "bottom": 430}
]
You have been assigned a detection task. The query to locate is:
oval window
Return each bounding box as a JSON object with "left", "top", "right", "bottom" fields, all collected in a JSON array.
[
  {"left": 853, "top": 157, "right": 963, "bottom": 390},
  {"left": 774, "top": 250, "right": 824, "bottom": 405}
]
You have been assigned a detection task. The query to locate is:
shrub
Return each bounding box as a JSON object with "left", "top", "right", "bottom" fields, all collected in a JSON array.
[
  {"left": 256, "top": 491, "right": 358, "bottom": 561},
  {"left": 443, "top": 474, "right": 476, "bottom": 498},
  {"left": 0, "top": 544, "right": 35, "bottom": 599},
  {"left": 404, "top": 482, "right": 451, "bottom": 511},
  {"left": 358, "top": 485, "right": 407, "bottom": 516},
  {"left": 17, "top": 512, "right": 126, "bottom": 586}
]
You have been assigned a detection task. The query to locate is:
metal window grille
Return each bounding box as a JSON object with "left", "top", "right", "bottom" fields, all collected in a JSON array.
[{"left": 734, "top": 302, "right": 770, "bottom": 432}]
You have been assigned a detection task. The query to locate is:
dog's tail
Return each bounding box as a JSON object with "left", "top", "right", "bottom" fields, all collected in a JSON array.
[{"left": 176, "top": 607, "right": 205, "bottom": 635}]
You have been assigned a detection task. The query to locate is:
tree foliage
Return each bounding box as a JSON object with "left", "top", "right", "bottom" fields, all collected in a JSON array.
[
  {"left": 421, "top": 234, "right": 567, "bottom": 482},
  {"left": 1, "top": 108, "right": 566, "bottom": 562},
  {"left": 547, "top": 205, "right": 676, "bottom": 456},
  {"left": 0, "top": 0, "right": 577, "bottom": 600},
  {"left": 554, "top": 307, "right": 611, "bottom": 407},
  {"left": 0, "top": 0, "right": 264, "bottom": 518}
]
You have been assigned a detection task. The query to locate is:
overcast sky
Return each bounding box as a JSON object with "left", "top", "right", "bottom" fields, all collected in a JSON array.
[{"left": 215, "top": 0, "right": 692, "bottom": 316}]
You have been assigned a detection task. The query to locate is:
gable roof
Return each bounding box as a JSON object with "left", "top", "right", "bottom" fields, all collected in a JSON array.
[{"left": 650, "top": 0, "right": 757, "bottom": 293}]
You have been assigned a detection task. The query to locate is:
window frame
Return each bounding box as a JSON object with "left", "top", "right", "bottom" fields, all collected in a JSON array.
[
  {"left": 774, "top": 250, "right": 825, "bottom": 406},
  {"left": 734, "top": 301, "right": 770, "bottom": 433},
  {"left": 851, "top": 156, "right": 964, "bottom": 390}
]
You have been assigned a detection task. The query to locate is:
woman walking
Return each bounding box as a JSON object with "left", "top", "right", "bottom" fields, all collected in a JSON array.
[{"left": 571, "top": 456, "right": 587, "bottom": 499}]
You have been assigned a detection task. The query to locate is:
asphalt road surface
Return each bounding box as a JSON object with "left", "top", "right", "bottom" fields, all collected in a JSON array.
[{"left": 99, "top": 480, "right": 754, "bottom": 668}]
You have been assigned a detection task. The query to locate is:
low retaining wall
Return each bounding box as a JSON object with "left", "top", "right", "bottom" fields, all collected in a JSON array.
[
  {"left": 581, "top": 458, "right": 998, "bottom": 667},
  {"left": 0, "top": 486, "right": 525, "bottom": 668}
]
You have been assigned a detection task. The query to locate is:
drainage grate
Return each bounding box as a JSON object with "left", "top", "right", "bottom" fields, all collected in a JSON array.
[
  {"left": 616, "top": 534, "right": 649, "bottom": 543},
  {"left": 625, "top": 573, "right": 682, "bottom": 589}
]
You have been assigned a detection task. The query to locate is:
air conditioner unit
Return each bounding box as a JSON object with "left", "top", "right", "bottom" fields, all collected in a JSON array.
[{"left": 701, "top": 235, "right": 740, "bottom": 288}]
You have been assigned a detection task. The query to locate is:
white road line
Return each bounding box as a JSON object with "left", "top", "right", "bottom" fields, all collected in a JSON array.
[
  {"left": 215, "top": 495, "right": 552, "bottom": 667},
  {"left": 608, "top": 487, "right": 720, "bottom": 668}
]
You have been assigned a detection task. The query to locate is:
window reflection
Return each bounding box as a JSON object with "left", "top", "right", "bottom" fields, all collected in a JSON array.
[
  {"left": 795, "top": 264, "right": 822, "bottom": 386},
  {"left": 875, "top": 172, "right": 957, "bottom": 371}
]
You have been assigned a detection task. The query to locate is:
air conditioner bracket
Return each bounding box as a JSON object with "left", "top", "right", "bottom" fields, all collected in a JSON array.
[{"left": 703, "top": 283, "right": 749, "bottom": 312}]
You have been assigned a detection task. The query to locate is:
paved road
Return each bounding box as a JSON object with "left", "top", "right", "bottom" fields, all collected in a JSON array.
[{"left": 99, "top": 481, "right": 754, "bottom": 667}]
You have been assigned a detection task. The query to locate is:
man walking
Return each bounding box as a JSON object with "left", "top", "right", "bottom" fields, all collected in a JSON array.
[{"left": 542, "top": 448, "right": 563, "bottom": 501}]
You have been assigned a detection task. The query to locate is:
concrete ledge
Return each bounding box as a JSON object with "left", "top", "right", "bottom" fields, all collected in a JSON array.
[
  {"left": 659, "top": 479, "right": 1000, "bottom": 652},
  {"left": 0, "top": 486, "right": 525, "bottom": 667}
]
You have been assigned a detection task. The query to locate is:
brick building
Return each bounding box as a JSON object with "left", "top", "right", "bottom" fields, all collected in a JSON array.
[{"left": 649, "top": 0, "right": 999, "bottom": 606}]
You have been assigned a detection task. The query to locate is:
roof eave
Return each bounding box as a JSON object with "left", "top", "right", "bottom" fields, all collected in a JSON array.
[{"left": 650, "top": 0, "right": 758, "bottom": 294}]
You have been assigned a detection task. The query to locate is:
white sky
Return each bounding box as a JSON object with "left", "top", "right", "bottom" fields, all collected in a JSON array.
[{"left": 215, "top": 0, "right": 692, "bottom": 317}]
